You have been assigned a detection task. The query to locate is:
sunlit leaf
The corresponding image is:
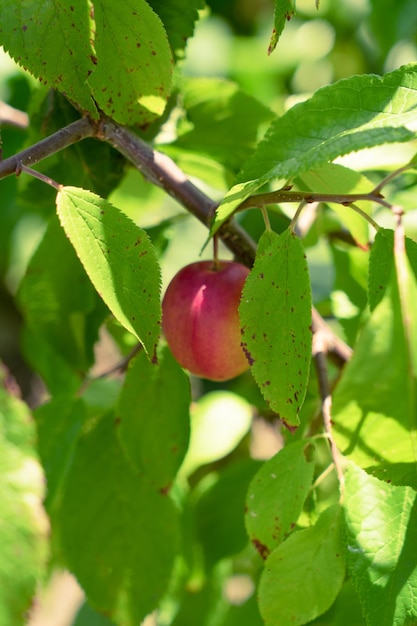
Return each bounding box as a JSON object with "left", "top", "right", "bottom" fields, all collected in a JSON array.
[
  {"left": 245, "top": 439, "right": 316, "bottom": 559},
  {"left": 212, "top": 65, "right": 417, "bottom": 234},
  {"left": 239, "top": 229, "right": 312, "bottom": 426},
  {"left": 333, "top": 245, "right": 417, "bottom": 475},
  {"left": 344, "top": 463, "right": 417, "bottom": 626},
  {"left": 180, "top": 391, "right": 253, "bottom": 476},
  {"left": 299, "top": 163, "right": 374, "bottom": 247},
  {"left": 259, "top": 505, "right": 346, "bottom": 626},
  {"left": 56, "top": 187, "right": 161, "bottom": 361},
  {"left": 88, "top": 0, "right": 173, "bottom": 125},
  {"left": 0, "top": 0, "right": 173, "bottom": 125}
]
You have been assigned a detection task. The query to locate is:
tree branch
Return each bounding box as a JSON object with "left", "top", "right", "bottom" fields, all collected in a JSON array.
[
  {"left": 0, "top": 116, "right": 95, "bottom": 176},
  {"left": 0, "top": 112, "right": 353, "bottom": 366},
  {"left": 99, "top": 117, "right": 258, "bottom": 268}
]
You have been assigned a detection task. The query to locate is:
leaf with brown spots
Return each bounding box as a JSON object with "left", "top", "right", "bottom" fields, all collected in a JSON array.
[
  {"left": 57, "top": 186, "right": 162, "bottom": 360},
  {"left": 88, "top": 0, "right": 173, "bottom": 126},
  {"left": 245, "top": 439, "right": 316, "bottom": 554},
  {"left": 239, "top": 228, "right": 312, "bottom": 426},
  {"left": 0, "top": 0, "right": 97, "bottom": 116},
  {"left": 268, "top": 0, "right": 296, "bottom": 55}
]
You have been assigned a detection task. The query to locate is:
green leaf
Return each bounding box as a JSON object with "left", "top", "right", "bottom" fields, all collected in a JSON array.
[
  {"left": 180, "top": 391, "right": 253, "bottom": 477},
  {"left": 308, "top": 579, "right": 365, "bottom": 626},
  {"left": 0, "top": 369, "right": 48, "bottom": 625},
  {"left": 166, "top": 77, "right": 274, "bottom": 176},
  {"left": 73, "top": 602, "right": 117, "bottom": 626},
  {"left": 18, "top": 215, "right": 103, "bottom": 393},
  {"left": 239, "top": 229, "right": 312, "bottom": 426},
  {"left": 54, "top": 411, "right": 179, "bottom": 625},
  {"left": 368, "top": 228, "right": 417, "bottom": 311},
  {"left": 117, "top": 344, "right": 190, "bottom": 490},
  {"left": 0, "top": 0, "right": 173, "bottom": 125},
  {"left": 35, "top": 396, "right": 86, "bottom": 511},
  {"left": 147, "top": 0, "right": 204, "bottom": 60},
  {"left": 21, "top": 90, "right": 125, "bottom": 202},
  {"left": 299, "top": 163, "right": 374, "bottom": 247},
  {"left": 330, "top": 243, "right": 368, "bottom": 345},
  {"left": 258, "top": 505, "right": 346, "bottom": 626},
  {"left": 56, "top": 187, "right": 161, "bottom": 360},
  {"left": 333, "top": 254, "right": 417, "bottom": 473},
  {"left": 343, "top": 463, "right": 417, "bottom": 626},
  {"left": 212, "top": 64, "right": 417, "bottom": 234},
  {"left": 268, "top": 0, "right": 296, "bottom": 55},
  {"left": 0, "top": 0, "right": 97, "bottom": 116},
  {"left": 245, "top": 440, "right": 316, "bottom": 559},
  {"left": 195, "top": 459, "right": 261, "bottom": 567},
  {"left": 87, "top": 0, "right": 173, "bottom": 126}
]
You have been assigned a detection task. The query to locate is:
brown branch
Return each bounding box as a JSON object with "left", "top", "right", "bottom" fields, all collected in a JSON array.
[
  {"left": 99, "top": 117, "right": 257, "bottom": 268},
  {"left": 0, "top": 116, "right": 96, "bottom": 175}
]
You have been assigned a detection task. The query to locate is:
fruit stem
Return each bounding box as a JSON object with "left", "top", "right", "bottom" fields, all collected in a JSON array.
[{"left": 212, "top": 233, "right": 221, "bottom": 270}]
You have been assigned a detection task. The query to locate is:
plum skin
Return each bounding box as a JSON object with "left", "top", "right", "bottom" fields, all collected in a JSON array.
[{"left": 162, "top": 260, "right": 251, "bottom": 381}]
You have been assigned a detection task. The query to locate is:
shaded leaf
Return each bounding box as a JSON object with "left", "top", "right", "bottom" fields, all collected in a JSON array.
[
  {"left": 259, "top": 505, "right": 346, "bottom": 626},
  {"left": 245, "top": 439, "right": 316, "bottom": 559},
  {"left": 54, "top": 411, "right": 179, "bottom": 625},
  {"left": 344, "top": 463, "right": 417, "bottom": 626},
  {"left": 117, "top": 344, "right": 190, "bottom": 490},
  {"left": 18, "top": 215, "right": 104, "bottom": 393},
  {"left": 239, "top": 229, "right": 312, "bottom": 426},
  {"left": 35, "top": 396, "right": 86, "bottom": 511},
  {"left": 0, "top": 369, "right": 48, "bottom": 625},
  {"left": 196, "top": 459, "right": 261, "bottom": 566},
  {"left": 56, "top": 187, "right": 161, "bottom": 360}
]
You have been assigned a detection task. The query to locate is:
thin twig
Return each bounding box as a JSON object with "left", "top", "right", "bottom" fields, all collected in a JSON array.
[
  {"left": 372, "top": 162, "right": 415, "bottom": 195},
  {"left": 237, "top": 188, "right": 387, "bottom": 211},
  {"left": 17, "top": 163, "right": 61, "bottom": 190},
  {"left": 313, "top": 330, "right": 346, "bottom": 500},
  {"left": 93, "top": 343, "right": 143, "bottom": 379}
]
